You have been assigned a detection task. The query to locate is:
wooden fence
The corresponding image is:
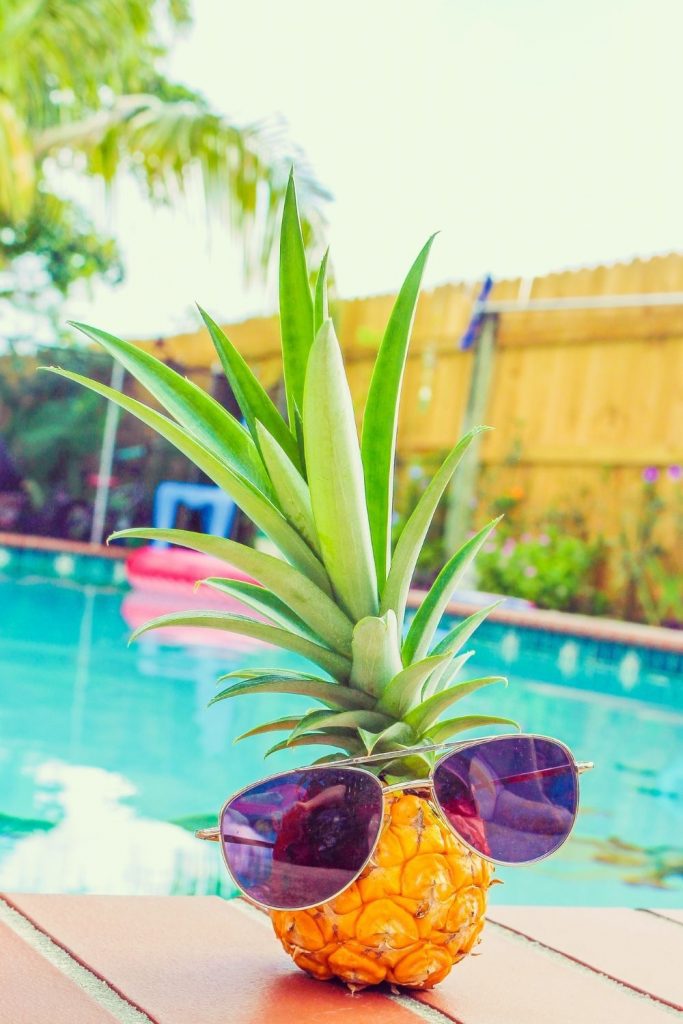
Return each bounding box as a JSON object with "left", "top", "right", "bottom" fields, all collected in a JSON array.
[{"left": 138, "top": 254, "right": 683, "bottom": 558}]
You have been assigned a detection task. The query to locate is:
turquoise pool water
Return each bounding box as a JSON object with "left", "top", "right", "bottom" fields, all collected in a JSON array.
[{"left": 1, "top": 575, "right": 681, "bottom": 906}]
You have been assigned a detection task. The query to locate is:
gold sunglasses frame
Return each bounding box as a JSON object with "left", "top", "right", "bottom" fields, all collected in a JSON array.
[{"left": 196, "top": 733, "right": 594, "bottom": 913}]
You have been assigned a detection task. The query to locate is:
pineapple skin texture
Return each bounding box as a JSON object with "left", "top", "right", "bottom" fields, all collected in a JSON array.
[{"left": 270, "top": 791, "right": 492, "bottom": 989}]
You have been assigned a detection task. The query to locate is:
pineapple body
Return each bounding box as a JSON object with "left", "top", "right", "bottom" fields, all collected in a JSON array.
[{"left": 271, "top": 791, "right": 492, "bottom": 989}]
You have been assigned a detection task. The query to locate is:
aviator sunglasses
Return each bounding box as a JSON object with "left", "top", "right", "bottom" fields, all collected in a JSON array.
[{"left": 196, "top": 733, "right": 593, "bottom": 912}]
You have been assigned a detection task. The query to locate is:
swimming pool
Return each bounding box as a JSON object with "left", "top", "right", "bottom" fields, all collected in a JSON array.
[{"left": 1, "top": 574, "right": 681, "bottom": 906}]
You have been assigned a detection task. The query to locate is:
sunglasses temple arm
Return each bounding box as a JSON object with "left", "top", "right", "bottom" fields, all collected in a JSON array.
[
  {"left": 385, "top": 760, "right": 594, "bottom": 795},
  {"left": 195, "top": 827, "right": 220, "bottom": 842}
]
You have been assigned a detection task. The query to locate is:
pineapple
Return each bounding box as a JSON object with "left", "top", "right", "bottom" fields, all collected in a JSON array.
[
  {"left": 271, "top": 792, "right": 493, "bottom": 989},
  {"left": 48, "top": 173, "right": 516, "bottom": 990}
]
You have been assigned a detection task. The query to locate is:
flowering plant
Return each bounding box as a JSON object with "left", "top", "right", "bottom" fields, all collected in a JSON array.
[
  {"left": 476, "top": 525, "right": 607, "bottom": 614},
  {"left": 614, "top": 465, "right": 683, "bottom": 626}
]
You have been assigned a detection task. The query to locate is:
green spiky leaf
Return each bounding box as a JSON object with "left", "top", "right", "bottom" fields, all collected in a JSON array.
[
  {"left": 381, "top": 427, "right": 490, "bottom": 630},
  {"left": 378, "top": 653, "right": 453, "bottom": 718},
  {"left": 108, "top": 528, "right": 352, "bottom": 655},
  {"left": 219, "top": 666, "right": 324, "bottom": 681},
  {"left": 289, "top": 708, "right": 393, "bottom": 741},
  {"left": 421, "top": 650, "right": 474, "bottom": 701},
  {"left": 279, "top": 173, "right": 314, "bottom": 425},
  {"left": 363, "top": 721, "right": 416, "bottom": 754},
  {"left": 234, "top": 717, "right": 303, "bottom": 742},
  {"left": 380, "top": 753, "right": 433, "bottom": 781},
  {"left": 303, "top": 319, "right": 378, "bottom": 620},
  {"left": 210, "top": 674, "right": 374, "bottom": 710},
  {"left": 431, "top": 601, "right": 502, "bottom": 657},
  {"left": 405, "top": 676, "right": 507, "bottom": 735},
  {"left": 419, "top": 601, "right": 502, "bottom": 699},
  {"left": 349, "top": 611, "right": 402, "bottom": 697},
  {"left": 265, "top": 732, "right": 362, "bottom": 758},
  {"left": 361, "top": 236, "right": 435, "bottom": 585},
  {"left": 403, "top": 517, "right": 502, "bottom": 664},
  {"left": 198, "top": 306, "right": 301, "bottom": 469},
  {"left": 68, "top": 321, "right": 272, "bottom": 495},
  {"left": 255, "top": 422, "right": 319, "bottom": 551},
  {"left": 293, "top": 403, "right": 306, "bottom": 475},
  {"left": 130, "top": 610, "right": 351, "bottom": 680},
  {"left": 314, "top": 248, "right": 330, "bottom": 333},
  {"left": 200, "top": 578, "right": 316, "bottom": 638},
  {"left": 424, "top": 716, "right": 519, "bottom": 743},
  {"left": 46, "top": 369, "right": 330, "bottom": 590}
]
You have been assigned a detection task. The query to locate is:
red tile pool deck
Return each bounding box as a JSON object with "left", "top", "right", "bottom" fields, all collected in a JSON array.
[{"left": 1, "top": 895, "right": 681, "bottom": 1023}]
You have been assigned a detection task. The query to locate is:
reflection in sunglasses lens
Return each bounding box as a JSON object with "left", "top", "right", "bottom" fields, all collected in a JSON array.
[
  {"left": 221, "top": 767, "right": 383, "bottom": 910},
  {"left": 433, "top": 736, "right": 578, "bottom": 864}
]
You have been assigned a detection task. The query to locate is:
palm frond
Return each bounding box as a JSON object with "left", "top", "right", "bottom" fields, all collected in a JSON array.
[
  {"left": 0, "top": 96, "right": 35, "bottom": 220},
  {"left": 35, "top": 98, "right": 329, "bottom": 277}
]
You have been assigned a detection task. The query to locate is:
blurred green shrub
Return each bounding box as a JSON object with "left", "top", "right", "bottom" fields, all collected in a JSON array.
[
  {"left": 393, "top": 445, "right": 683, "bottom": 625},
  {"left": 0, "top": 345, "right": 110, "bottom": 503},
  {"left": 476, "top": 526, "right": 608, "bottom": 615},
  {"left": 614, "top": 467, "right": 683, "bottom": 627}
]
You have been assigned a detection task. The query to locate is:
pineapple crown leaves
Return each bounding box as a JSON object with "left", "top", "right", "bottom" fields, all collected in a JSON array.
[{"left": 50, "top": 174, "right": 515, "bottom": 780}]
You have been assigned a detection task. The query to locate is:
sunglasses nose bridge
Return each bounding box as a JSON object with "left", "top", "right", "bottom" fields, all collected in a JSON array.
[{"left": 382, "top": 779, "right": 435, "bottom": 796}]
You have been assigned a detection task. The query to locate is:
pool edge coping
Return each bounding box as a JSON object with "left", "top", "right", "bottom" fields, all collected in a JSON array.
[
  {"left": 2, "top": 532, "right": 681, "bottom": 654},
  {"left": 0, "top": 531, "right": 127, "bottom": 560},
  {"left": 407, "top": 591, "right": 683, "bottom": 654}
]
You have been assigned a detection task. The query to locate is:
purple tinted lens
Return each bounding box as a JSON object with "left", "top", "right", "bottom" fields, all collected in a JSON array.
[
  {"left": 220, "top": 767, "right": 383, "bottom": 910},
  {"left": 433, "top": 736, "right": 578, "bottom": 864}
]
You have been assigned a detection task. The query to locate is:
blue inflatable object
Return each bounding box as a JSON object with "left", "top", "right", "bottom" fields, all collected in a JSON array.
[{"left": 151, "top": 481, "right": 237, "bottom": 548}]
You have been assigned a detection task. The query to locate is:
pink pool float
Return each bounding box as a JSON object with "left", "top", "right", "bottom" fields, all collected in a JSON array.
[{"left": 121, "top": 545, "right": 264, "bottom": 650}]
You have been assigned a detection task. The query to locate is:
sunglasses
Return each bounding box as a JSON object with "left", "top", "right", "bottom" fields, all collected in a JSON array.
[{"left": 196, "top": 733, "right": 593, "bottom": 912}]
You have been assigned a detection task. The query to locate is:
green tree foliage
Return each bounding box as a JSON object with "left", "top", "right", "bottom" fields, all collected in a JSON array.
[
  {"left": 0, "top": 0, "right": 328, "bottom": 319},
  {"left": 0, "top": 1, "right": 328, "bottom": 525},
  {"left": 0, "top": 344, "right": 110, "bottom": 502}
]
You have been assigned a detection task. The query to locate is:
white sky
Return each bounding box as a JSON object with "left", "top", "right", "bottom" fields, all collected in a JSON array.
[{"left": 65, "top": 0, "right": 683, "bottom": 338}]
